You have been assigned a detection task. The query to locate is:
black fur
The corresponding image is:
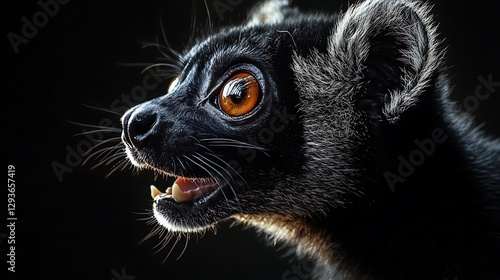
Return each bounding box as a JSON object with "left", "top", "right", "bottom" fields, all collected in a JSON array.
[{"left": 120, "top": 0, "right": 500, "bottom": 278}]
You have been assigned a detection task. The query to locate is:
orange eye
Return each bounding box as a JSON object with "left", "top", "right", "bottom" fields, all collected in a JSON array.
[{"left": 219, "top": 72, "right": 260, "bottom": 117}]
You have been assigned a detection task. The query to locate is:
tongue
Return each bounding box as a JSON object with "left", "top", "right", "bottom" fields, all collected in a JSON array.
[
  {"left": 170, "top": 177, "right": 219, "bottom": 203},
  {"left": 175, "top": 177, "right": 200, "bottom": 192}
]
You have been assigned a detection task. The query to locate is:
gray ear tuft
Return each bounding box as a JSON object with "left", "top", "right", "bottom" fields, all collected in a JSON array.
[
  {"left": 294, "top": 0, "right": 446, "bottom": 123},
  {"left": 332, "top": 0, "right": 445, "bottom": 122},
  {"left": 247, "top": 0, "right": 291, "bottom": 26}
]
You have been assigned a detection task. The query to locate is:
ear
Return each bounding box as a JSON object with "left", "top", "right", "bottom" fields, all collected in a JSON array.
[
  {"left": 336, "top": 0, "right": 446, "bottom": 122},
  {"left": 247, "top": 0, "right": 293, "bottom": 26},
  {"left": 294, "top": 0, "right": 445, "bottom": 123}
]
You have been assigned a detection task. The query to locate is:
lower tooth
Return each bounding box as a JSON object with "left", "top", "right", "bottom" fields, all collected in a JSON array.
[
  {"left": 172, "top": 183, "right": 192, "bottom": 203},
  {"left": 166, "top": 187, "right": 172, "bottom": 195}
]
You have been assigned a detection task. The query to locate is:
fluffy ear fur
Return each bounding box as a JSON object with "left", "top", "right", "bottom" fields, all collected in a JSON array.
[
  {"left": 294, "top": 0, "right": 445, "bottom": 123},
  {"left": 247, "top": 0, "right": 291, "bottom": 26}
]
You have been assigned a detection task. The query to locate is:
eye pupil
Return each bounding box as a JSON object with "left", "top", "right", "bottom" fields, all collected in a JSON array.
[
  {"left": 219, "top": 72, "right": 260, "bottom": 117},
  {"left": 221, "top": 78, "right": 244, "bottom": 102},
  {"left": 231, "top": 94, "right": 242, "bottom": 104}
]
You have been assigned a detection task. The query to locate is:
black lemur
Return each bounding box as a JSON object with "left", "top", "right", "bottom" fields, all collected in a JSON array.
[{"left": 119, "top": 0, "right": 500, "bottom": 278}]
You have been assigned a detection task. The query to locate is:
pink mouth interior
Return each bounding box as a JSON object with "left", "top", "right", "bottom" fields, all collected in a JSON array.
[{"left": 164, "top": 177, "right": 220, "bottom": 202}]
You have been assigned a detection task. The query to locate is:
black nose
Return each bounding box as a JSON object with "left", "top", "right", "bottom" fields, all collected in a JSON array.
[{"left": 121, "top": 105, "right": 159, "bottom": 149}]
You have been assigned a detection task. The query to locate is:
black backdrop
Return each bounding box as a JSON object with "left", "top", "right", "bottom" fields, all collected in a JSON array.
[{"left": 3, "top": 0, "right": 499, "bottom": 279}]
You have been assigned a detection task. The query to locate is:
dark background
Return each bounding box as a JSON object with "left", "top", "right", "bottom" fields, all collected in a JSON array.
[{"left": 3, "top": 0, "right": 499, "bottom": 279}]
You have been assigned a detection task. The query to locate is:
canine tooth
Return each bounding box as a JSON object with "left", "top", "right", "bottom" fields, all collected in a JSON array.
[
  {"left": 150, "top": 185, "right": 162, "bottom": 200},
  {"left": 172, "top": 183, "right": 192, "bottom": 203}
]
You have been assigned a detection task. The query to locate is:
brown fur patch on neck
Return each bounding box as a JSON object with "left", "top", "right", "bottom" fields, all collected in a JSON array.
[{"left": 233, "top": 213, "right": 338, "bottom": 263}]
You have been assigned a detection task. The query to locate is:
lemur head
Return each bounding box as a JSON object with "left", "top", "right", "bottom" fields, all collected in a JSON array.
[{"left": 121, "top": 0, "right": 444, "bottom": 238}]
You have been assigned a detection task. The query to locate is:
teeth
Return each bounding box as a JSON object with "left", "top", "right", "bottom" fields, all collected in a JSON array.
[
  {"left": 172, "top": 183, "right": 192, "bottom": 203},
  {"left": 150, "top": 185, "right": 163, "bottom": 200}
]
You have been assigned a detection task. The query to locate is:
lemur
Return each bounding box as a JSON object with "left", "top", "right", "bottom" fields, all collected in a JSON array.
[{"left": 119, "top": 0, "right": 500, "bottom": 278}]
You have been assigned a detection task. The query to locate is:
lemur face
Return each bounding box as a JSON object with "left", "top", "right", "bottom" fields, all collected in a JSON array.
[
  {"left": 120, "top": 21, "right": 314, "bottom": 232},
  {"left": 120, "top": 0, "right": 445, "bottom": 235},
  {"left": 116, "top": 1, "right": 500, "bottom": 278}
]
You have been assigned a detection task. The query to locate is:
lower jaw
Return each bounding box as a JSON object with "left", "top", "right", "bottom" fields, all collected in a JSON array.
[
  {"left": 151, "top": 187, "right": 234, "bottom": 232},
  {"left": 152, "top": 207, "right": 219, "bottom": 233}
]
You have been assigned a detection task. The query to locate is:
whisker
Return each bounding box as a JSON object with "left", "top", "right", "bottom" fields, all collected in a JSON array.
[
  {"left": 66, "top": 120, "right": 121, "bottom": 132},
  {"left": 200, "top": 138, "right": 266, "bottom": 148},
  {"left": 116, "top": 57, "right": 180, "bottom": 81},
  {"left": 95, "top": 152, "right": 125, "bottom": 168},
  {"left": 202, "top": 143, "right": 270, "bottom": 156},
  {"left": 200, "top": 137, "right": 270, "bottom": 156},
  {"left": 82, "top": 136, "right": 122, "bottom": 152},
  {"left": 133, "top": 210, "right": 155, "bottom": 222},
  {"left": 83, "top": 146, "right": 123, "bottom": 167},
  {"left": 176, "top": 234, "right": 190, "bottom": 261},
  {"left": 81, "top": 103, "right": 123, "bottom": 116},
  {"left": 163, "top": 234, "right": 182, "bottom": 262},
  {"left": 192, "top": 154, "right": 232, "bottom": 184},
  {"left": 74, "top": 129, "right": 122, "bottom": 137},
  {"left": 189, "top": 0, "right": 198, "bottom": 43},
  {"left": 116, "top": 62, "right": 155, "bottom": 67},
  {"left": 193, "top": 142, "right": 219, "bottom": 155},
  {"left": 200, "top": 151, "right": 247, "bottom": 187},
  {"left": 177, "top": 156, "right": 187, "bottom": 173},
  {"left": 83, "top": 141, "right": 122, "bottom": 161},
  {"left": 82, "top": 138, "right": 121, "bottom": 154},
  {"left": 103, "top": 152, "right": 126, "bottom": 166},
  {"left": 191, "top": 139, "right": 247, "bottom": 208},
  {"left": 172, "top": 155, "right": 178, "bottom": 175},
  {"left": 152, "top": 38, "right": 176, "bottom": 64},
  {"left": 105, "top": 158, "right": 131, "bottom": 178},
  {"left": 203, "top": 0, "right": 213, "bottom": 34},
  {"left": 183, "top": 155, "right": 230, "bottom": 203},
  {"left": 151, "top": 229, "right": 172, "bottom": 251},
  {"left": 140, "top": 224, "right": 163, "bottom": 245},
  {"left": 158, "top": 14, "right": 183, "bottom": 62},
  {"left": 139, "top": 43, "right": 179, "bottom": 65},
  {"left": 140, "top": 62, "right": 180, "bottom": 74},
  {"left": 192, "top": 153, "right": 242, "bottom": 210},
  {"left": 193, "top": 153, "right": 234, "bottom": 183}
]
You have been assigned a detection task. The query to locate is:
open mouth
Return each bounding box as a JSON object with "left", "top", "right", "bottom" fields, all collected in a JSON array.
[{"left": 150, "top": 177, "right": 222, "bottom": 204}]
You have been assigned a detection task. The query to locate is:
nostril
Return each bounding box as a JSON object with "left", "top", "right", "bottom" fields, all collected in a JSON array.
[{"left": 126, "top": 110, "right": 159, "bottom": 148}]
